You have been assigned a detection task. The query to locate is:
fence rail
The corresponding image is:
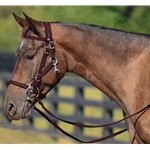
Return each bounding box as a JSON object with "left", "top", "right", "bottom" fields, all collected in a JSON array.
[{"left": 0, "top": 52, "right": 129, "bottom": 144}]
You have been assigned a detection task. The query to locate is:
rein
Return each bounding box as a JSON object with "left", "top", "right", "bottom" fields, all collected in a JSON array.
[{"left": 9, "top": 22, "right": 150, "bottom": 143}]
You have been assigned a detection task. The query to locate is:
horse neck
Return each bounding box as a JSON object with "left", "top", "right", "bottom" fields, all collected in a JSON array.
[{"left": 52, "top": 23, "right": 149, "bottom": 113}]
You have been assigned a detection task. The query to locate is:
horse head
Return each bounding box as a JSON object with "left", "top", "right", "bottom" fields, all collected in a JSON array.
[{"left": 4, "top": 13, "right": 67, "bottom": 120}]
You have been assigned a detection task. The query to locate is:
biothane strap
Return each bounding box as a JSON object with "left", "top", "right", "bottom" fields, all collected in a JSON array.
[{"left": 34, "top": 97, "right": 150, "bottom": 143}]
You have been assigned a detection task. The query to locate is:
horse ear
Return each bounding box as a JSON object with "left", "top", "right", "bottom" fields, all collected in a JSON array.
[
  {"left": 23, "top": 12, "right": 42, "bottom": 36},
  {"left": 12, "top": 12, "right": 26, "bottom": 28}
]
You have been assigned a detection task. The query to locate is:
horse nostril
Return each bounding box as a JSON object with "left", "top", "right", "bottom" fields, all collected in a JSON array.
[{"left": 7, "top": 103, "right": 16, "bottom": 116}]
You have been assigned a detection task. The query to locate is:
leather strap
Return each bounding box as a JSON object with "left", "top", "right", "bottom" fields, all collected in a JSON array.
[
  {"left": 34, "top": 97, "right": 150, "bottom": 143},
  {"left": 9, "top": 80, "right": 28, "bottom": 89},
  {"left": 34, "top": 105, "right": 127, "bottom": 143}
]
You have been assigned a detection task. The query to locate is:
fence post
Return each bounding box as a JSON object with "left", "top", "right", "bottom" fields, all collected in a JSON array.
[
  {"left": 74, "top": 87, "right": 84, "bottom": 138},
  {"left": 49, "top": 86, "right": 58, "bottom": 140},
  {"left": 102, "top": 96, "right": 113, "bottom": 143}
]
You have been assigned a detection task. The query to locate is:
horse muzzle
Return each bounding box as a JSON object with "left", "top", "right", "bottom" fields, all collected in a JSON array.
[{"left": 5, "top": 99, "right": 33, "bottom": 120}]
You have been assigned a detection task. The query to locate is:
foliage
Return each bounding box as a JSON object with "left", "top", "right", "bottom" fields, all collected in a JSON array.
[{"left": 0, "top": 6, "right": 150, "bottom": 52}]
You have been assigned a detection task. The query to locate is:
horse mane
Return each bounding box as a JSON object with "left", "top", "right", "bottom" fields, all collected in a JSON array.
[
  {"left": 89, "top": 24, "right": 150, "bottom": 38},
  {"left": 20, "top": 21, "right": 150, "bottom": 41},
  {"left": 54, "top": 21, "right": 150, "bottom": 68},
  {"left": 57, "top": 21, "right": 150, "bottom": 38}
]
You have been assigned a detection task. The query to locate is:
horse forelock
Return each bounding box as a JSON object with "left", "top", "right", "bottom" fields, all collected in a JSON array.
[{"left": 20, "top": 26, "right": 29, "bottom": 40}]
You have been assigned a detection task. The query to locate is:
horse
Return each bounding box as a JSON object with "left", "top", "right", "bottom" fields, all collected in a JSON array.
[{"left": 4, "top": 12, "right": 150, "bottom": 144}]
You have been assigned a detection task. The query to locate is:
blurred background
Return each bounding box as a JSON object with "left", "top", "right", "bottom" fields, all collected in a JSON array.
[
  {"left": 0, "top": 6, "right": 150, "bottom": 144},
  {"left": 1, "top": 6, "right": 150, "bottom": 52}
]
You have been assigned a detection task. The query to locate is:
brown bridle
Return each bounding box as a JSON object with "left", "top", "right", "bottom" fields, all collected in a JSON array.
[
  {"left": 9, "top": 22, "right": 61, "bottom": 101},
  {"left": 9, "top": 22, "right": 150, "bottom": 143}
]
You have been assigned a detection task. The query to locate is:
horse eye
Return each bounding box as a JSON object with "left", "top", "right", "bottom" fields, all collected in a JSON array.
[{"left": 26, "top": 55, "right": 34, "bottom": 60}]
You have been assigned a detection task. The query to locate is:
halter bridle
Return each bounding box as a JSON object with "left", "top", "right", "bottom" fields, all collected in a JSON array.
[
  {"left": 9, "top": 22, "right": 60, "bottom": 101},
  {"left": 9, "top": 22, "right": 150, "bottom": 143}
]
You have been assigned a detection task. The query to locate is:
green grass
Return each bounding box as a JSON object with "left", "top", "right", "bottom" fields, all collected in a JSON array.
[{"left": 0, "top": 127, "right": 57, "bottom": 144}]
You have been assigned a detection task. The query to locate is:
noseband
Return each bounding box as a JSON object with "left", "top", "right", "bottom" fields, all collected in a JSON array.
[
  {"left": 9, "top": 22, "right": 60, "bottom": 100},
  {"left": 9, "top": 22, "right": 150, "bottom": 143}
]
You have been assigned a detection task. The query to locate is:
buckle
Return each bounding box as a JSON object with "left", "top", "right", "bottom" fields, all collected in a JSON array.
[
  {"left": 49, "top": 41, "right": 55, "bottom": 49},
  {"left": 35, "top": 74, "right": 41, "bottom": 82},
  {"left": 44, "top": 46, "right": 49, "bottom": 55}
]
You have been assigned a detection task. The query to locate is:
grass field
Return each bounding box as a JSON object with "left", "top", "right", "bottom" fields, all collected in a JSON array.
[
  {"left": 0, "top": 127, "right": 56, "bottom": 144},
  {"left": 0, "top": 126, "right": 77, "bottom": 144}
]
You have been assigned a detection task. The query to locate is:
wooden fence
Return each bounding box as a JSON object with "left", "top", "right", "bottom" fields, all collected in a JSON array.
[{"left": 0, "top": 52, "right": 129, "bottom": 144}]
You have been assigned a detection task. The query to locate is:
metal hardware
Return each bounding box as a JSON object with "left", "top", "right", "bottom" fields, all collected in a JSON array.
[
  {"left": 47, "top": 38, "right": 50, "bottom": 42},
  {"left": 49, "top": 41, "right": 55, "bottom": 49},
  {"left": 35, "top": 74, "right": 41, "bottom": 82},
  {"left": 54, "top": 65, "right": 60, "bottom": 73},
  {"left": 26, "top": 83, "right": 40, "bottom": 99},
  {"left": 44, "top": 46, "right": 50, "bottom": 55},
  {"left": 49, "top": 57, "right": 58, "bottom": 66}
]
